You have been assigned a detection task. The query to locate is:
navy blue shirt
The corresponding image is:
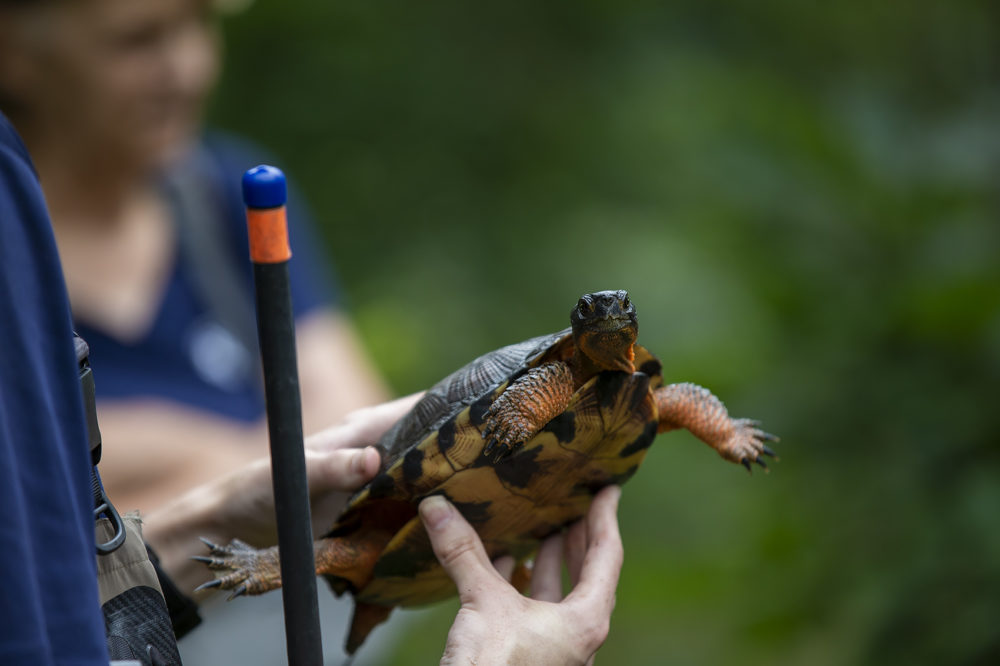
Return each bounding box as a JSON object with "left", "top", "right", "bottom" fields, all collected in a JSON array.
[
  {"left": 75, "top": 135, "right": 337, "bottom": 423},
  {"left": 0, "top": 114, "right": 108, "bottom": 664}
]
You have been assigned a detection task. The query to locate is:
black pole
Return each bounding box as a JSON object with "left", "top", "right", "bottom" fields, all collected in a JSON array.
[{"left": 242, "top": 166, "right": 323, "bottom": 666}]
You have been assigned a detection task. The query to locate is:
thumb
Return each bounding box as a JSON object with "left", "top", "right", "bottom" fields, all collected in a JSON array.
[
  {"left": 307, "top": 446, "right": 381, "bottom": 494},
  {"left": 419, "top": 495, "right": 497, "bottom": 602}
]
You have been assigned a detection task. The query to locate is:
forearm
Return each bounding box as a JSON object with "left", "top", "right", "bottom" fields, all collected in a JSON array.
[
  {"left": 141, "top": 461, "right": 265, "bottom": 594},
  {"left": 142, "top": 395, "right": 423, "bottom": 594},
  {"left": 97, "top": 401, "right": 268, "bottom": 513}
]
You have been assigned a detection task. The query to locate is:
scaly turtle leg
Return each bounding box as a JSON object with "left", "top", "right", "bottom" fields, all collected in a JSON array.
[
  {"left": 193, "top": 538, "right": 281, "bottom": 599},
  {"left": 654, "top": 383, "right": 779, "bottom": 471},
  {"left": 482, "top": 361, "right": 576, "bottom": 462},
  {"left": 194, "top": 533, "right": 385, "bottom": 598}
]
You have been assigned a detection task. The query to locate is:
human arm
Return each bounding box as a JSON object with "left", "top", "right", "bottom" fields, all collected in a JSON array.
[
  {"left": 95, "top": 308, "right": 390, "bottom": 513},
  {"left": 420, "top": 485, "right": 624, "bottom": 666},
  {"left": 142, "top": 394, "right": 420, "bottom": 593}
]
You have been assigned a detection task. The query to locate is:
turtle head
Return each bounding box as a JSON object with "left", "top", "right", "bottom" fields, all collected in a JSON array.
[{"left": 570, "top": 290, "right": 638, "bottom": 373}]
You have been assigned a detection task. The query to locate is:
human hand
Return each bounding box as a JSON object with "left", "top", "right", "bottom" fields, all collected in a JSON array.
[
  {"left": 419, "top": 485, "right": 623, "bottom": 666},
  {"left": 203, "top": 393, "right": 422, "bottom": 547},
  {"left": 305, "top": 393, "right": 422, "bottom": 534},
  {"left": 144, "top": 394, "right": 420, "bottom": 591}
]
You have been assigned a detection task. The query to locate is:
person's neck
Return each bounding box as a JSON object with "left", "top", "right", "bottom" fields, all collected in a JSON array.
[{"left": 23, "top": 128, "right": 150, "bottom": 232}]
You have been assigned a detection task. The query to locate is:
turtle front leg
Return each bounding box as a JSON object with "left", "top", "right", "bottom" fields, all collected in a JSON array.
[
  {"left": 654, "top": 383, "right": 778, "bottom": 471},
  {"left": 483, "top": 361, "right": 576, "bottom": 463}
]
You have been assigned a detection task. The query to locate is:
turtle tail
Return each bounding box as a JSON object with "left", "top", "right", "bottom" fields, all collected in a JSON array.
[{"left": 346, "top": 602, "right": 393, "bottom": 654}]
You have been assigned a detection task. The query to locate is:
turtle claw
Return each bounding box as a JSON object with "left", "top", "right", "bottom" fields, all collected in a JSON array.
[
  {"left": 489, "top": 443, "right": 515, "bottom": 464},
  {"left": 481, "top": 395, "right": 536, "bottom": 464},
  {"left": 481, "top": 412, "right": 525, "bottom": 463},
  {"left": 194, "top": 579, "right": 222, "bottom": 593},
  {"left": 483, "top": 437, "right": 522, "bottom": 464},
  {"left": 192, "top": 538, "right": 283, "bottom": 597},
  {"left": 722, "top": 419, "right": 779, "bottom": 473}
]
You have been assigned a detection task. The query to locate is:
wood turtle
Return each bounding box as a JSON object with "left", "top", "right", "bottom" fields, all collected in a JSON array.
[{"left": 196, "top": 289, "right": 777, "bottom": 653}]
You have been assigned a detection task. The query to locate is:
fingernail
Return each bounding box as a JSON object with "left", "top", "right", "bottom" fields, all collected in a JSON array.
[
  {"left": 351, "top": 449, "right": 367, "bottom": 474},
  {"left": 353, "top": 447, "right": 378, "bottom": 475},
  {"left": 419, "top": 495, "right": 452, "bottom": 530}
]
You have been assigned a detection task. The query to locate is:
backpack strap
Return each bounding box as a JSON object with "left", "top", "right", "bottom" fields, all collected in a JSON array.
[
  {"left": 75, "top": 333, "right": 126, "bottom": 554},
  {"left": 161, "top": 146, "right": 260, "bottom": 371}
]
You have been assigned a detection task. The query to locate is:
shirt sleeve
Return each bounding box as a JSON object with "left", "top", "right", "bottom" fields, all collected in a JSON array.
[{"left": 0, "top": 113, "right": 110, "bottom": 665}]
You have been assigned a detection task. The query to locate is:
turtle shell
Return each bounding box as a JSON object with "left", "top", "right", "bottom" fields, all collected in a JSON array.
[
  {"left": 321, "top": 334, "right": 665, "bottom": 608},
  {"left": 374, "top": 329, "right": 577, "bottom": 461}
]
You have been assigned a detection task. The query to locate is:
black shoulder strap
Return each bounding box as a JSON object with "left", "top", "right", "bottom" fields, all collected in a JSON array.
[
  {"left": 162, "top": 146, "right": 260, "bottom": 366},
  {"left": 75, "top": 334, "right": 102, "bottom": 463}
]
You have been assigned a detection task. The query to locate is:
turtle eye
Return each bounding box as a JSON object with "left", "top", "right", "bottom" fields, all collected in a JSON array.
[
  {"left": 578, "top": 297, "right": 594, "bottom": 314},
  {"left": 618, "top": 291, "right": 630, "bottom": 308}
]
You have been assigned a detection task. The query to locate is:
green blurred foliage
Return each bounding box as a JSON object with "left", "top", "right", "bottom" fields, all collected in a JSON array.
[{"left": 209, "top": 0, "right": 1000, "bottom": 663}]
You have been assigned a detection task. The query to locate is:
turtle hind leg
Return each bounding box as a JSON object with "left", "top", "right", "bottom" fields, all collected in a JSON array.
[
  {"left": 315, "top": 531, "right": 394, "bottom": 592},
  {"left": 193, "top": 538, "right": 282, "bottom": 598},
  {"left": 195, "top": 534, "right": 387, "bottom": 599},
  {"left": 345, "top": 602, "right": 393, "bottom": 655}
]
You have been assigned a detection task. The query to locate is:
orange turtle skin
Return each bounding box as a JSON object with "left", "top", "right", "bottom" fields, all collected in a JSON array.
[{"left": 195, "top": 290, "right": 778, "bottom": 654}]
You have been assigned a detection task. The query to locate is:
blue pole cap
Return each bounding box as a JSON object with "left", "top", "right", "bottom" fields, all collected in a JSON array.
[{"left": 242, "top": 165, "right": 287, "bottom": 209}]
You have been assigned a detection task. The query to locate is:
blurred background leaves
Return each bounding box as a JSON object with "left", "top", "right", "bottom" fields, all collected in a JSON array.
[{"left": 209, "top": 0, "right": 1000, "bottom": 663}]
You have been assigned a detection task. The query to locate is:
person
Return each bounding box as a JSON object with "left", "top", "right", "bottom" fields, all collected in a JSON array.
[
  {"left": 0, "top": 0, "right": 390, "bottom": 660},
  {"left": 0, "top": 0, "right": 390, "bottom": 516},
  {"left": 0, "top": 109, "right": 624, "bottom": 665}
]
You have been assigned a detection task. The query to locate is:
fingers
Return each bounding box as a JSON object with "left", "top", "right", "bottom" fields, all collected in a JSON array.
[
  {"left": 492, "top": 555, "right": 515, "bottom": 582},
  {"left": 306, "top": 446, "right": 380, "bottom": 494},
  {"left": 564, "top": 517, "right": 588, "bottom": 587},
  {"left": 341, "top": 393, "right": 426, "bottom": 445},
  {"left": 306, "top": 392, "right": 424, "bottom": 453},
  {"left": 420, "top": 496, "right": 498, "bottom": 602},
  {"left": 531, "top": 532, "right": 564, "bottom": 602},
  {"left": 565, "top": 485, "right": 623, "bottom": 615}
]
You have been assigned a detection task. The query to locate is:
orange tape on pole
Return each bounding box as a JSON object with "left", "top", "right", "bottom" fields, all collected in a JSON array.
[{"left": 247, "top": 207, "right": 292, "bottom": 264}]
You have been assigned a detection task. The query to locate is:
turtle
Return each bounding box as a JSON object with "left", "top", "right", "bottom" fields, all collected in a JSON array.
[{"left": 195, "top": 289, "right": 777, "bottom": 654}]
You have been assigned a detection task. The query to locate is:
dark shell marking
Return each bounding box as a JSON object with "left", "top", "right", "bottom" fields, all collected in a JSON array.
[{"left": 324, "top": 344, "right": 663, "bottom": 608}]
